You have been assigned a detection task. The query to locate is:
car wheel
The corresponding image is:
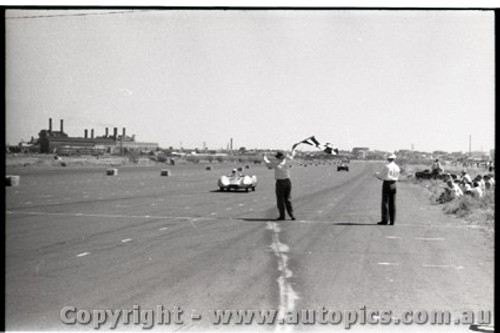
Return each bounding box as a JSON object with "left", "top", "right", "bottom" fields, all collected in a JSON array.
[
  {"left": 245, "top": 188, "right": 249, "bottom": 192},
  {"left": 252, "top": 186, "right": 256, "bottom": 191},
  {"left": 220, "top": 187, "right": 224, "bottom": 191}
]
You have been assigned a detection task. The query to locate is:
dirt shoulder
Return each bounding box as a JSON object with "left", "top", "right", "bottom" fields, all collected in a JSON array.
[{"left": 399, "top": 175, "right": 494, "bottom": 243}]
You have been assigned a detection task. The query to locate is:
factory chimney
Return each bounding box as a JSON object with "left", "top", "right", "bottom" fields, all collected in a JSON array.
[
  {"left": 84, "top": 129, "right": 88, "bottom": 139},
  {"left": 122, "top": 128, "right": 126, "bottom": 137},
  {"left": 113, "top": 127, "right": 118, "bottom": 139},
  {"left": 49, "top": 118, "right": 53, "bottom": 134},
  {"left": 60, "top": 119, "right": 64, "bottom": 133},
  {"left": 105, "top": 127, "right": 109, "bottom": 137},
  {"left": 91, "top": 129, "right": 94, "bottom": 139}
]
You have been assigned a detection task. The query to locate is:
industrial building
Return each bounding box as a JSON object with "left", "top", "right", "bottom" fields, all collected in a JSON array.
[{"left": 36, "top": 118, "right": 159, "bottom": 155}]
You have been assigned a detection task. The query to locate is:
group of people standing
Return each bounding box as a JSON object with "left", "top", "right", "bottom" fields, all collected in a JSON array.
[{"left": 263, "top": 149, "right": 400, "bottom": 225}]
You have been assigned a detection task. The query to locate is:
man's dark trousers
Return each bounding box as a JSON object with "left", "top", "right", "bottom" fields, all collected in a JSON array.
[
  {"left": 381, "top": 180, "right": 397, "bottom": 224},
  {"left": 276, "top": 178, "right": 293, "bottom": 219}
]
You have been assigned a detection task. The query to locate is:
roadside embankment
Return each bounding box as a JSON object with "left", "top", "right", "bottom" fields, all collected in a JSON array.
[{"left": 401, "top": 164, "right": 494, "bottom": 235}]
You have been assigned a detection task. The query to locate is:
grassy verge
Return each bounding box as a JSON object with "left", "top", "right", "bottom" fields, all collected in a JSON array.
[{"left": 402, "top": 164, "right": 494, "bottom": 233}]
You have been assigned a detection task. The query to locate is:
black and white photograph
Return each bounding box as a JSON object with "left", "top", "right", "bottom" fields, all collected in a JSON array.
[{"left": 4, "top": 5, "right": 495, "bottom": 332}]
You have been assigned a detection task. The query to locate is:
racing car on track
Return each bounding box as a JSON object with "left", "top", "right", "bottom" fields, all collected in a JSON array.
[
  {"left": 337, "top": 161, "right": 349, "bottom": 172},
  {"left": 218, "top": 169, "right": 257, "bottom": 192}
]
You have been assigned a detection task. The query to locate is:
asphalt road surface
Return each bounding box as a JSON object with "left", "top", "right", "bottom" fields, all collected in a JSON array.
[{"left": 5, "top": 161, "right": 494, "bottom": 332}]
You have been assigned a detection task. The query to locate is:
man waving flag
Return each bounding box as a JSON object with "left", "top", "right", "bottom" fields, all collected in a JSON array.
[{"left": 292, "top": 136, "right": 338, "bottom": 155}]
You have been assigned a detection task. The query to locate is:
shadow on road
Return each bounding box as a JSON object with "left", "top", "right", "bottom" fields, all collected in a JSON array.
[
  {"left": 235, "top": 218, "right": 274, "bottom": 223},
  {"left": 208, "top": 190, "right": 254, "bottom": 194},
  {"left": 331, "top": 222, "right": 379, "bottom": 226}
]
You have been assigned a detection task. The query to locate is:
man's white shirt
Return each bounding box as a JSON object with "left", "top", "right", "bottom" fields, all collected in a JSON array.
[{"left": 375, "top": 161, "right": 400, "bottom": 181}]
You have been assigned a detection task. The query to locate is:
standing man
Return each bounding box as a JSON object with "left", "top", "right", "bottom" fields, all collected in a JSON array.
[
  {"left": 264, "top": 149, "right": 297, "bottom": 221},
  {"left": 374, "top": 153, "right": 400, "bottom": 225},
  {"left": 431, "top": 158, "right": 443, "bottom": 179}
]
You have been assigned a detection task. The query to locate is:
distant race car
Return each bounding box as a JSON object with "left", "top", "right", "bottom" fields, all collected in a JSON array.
[
  {"left": 337, "top": 162, "right": 349, "bottom": 172},
  {"left": 218, "top": 173, "right": 257, "bottom": 192},
  {"left": 415, "top": 169, "right": 449, "bottom": 180},
  {"left": 415, "top": 169, "right": 433, "bottom": 180}
]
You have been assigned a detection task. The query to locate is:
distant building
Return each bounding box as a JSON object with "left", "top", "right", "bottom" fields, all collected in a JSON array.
[
  {"left": 352, "top": 147, "right": 369, "bottom": 159},
  {"left": 36, "top": 118, "right": 158, "bottom": 155},
  {"left": 469, "top": 150, "right": 490, "bottom": 161}
]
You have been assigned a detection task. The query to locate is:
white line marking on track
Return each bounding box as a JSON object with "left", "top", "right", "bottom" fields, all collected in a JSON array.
[
  {"left": 76, "top": 252, "right": 90, "bottom": 257},
  {"left": 378, "top": 262, "right": 399, "bottom": 266},
  {"left": 266, "top": 222, "right": 299, "bottom": 329},
  {"left": 193, "top": 218, "right": 215, "bottom": 222},
  {"left": 121, "top": 238, "right": 132, "bottom": 243},
  {"left": 159, "top": 227, "right": 168, "bottom": 231},
  {"left": 386, "top": 236, "right": 400, "bottom": 239}
]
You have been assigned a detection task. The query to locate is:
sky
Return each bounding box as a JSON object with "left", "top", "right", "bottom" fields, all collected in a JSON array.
[{"left": 5, "top": 9, "right": 495, "bottom": 153}]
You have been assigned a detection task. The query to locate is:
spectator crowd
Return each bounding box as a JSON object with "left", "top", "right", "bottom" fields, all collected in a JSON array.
[{"left": 436, "top": 169, "right": 495, "bottom": 203}]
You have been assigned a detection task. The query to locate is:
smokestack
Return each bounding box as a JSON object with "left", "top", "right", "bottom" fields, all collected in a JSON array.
[
  {"left": 91, "top": 129, "right": 94, "bottom": 139},
  {"left": 60, "top": 119, "right": 64, "bottom": 133},
  {"left": 49, "top": 118, "right": 52, "bottom": 133},
  {"left": 122, "top": 128, "right": 126, "bottom": 137},
  {"left": 105, "top": 127, "right": 109, "bottom": 137},
  {"left": 84, "top": 129, "right": 88, "bottom": 139},
  {"left": 113, "top": 127, "right": 118, "bottom": 139}
]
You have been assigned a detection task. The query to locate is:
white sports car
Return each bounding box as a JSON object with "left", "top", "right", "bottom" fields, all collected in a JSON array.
[{"left": 218, "top": 174, "right": 257, "bottom": 192}]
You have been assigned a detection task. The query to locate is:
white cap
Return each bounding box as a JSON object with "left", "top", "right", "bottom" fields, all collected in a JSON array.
[{"left": 387, "top": 153, "right": 397, "bottom": 159}]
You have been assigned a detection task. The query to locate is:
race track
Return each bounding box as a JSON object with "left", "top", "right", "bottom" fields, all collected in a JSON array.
[{"left": 5, "top": 161, "right": 494, "bottom": 332}]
